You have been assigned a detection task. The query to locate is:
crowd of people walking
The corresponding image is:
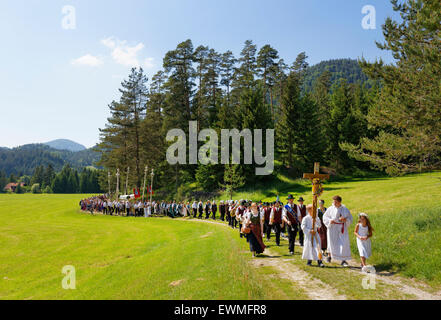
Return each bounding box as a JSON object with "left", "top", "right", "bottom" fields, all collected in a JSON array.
[{"left": 79, "top": 194, "right": 374, "bottom": 272}]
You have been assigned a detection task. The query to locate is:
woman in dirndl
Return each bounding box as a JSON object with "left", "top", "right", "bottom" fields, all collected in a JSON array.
[{"left": 244, "top": 202, "right": 266, "bottom": 257}]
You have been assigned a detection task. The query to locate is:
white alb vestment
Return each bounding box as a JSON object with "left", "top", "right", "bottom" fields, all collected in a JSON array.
[
  {"left": 323, "top": 204, "right": 353, "bottom": 261},
  {"left": 301, "top": 215, "right": 322, "bottom": 261}
]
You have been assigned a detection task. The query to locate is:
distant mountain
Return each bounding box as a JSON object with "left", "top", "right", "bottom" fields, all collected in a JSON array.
[
  {"left": 0, "top": 144, "right": 101, "bottom": 176},
  {"left": 44, "top": 139, "right": 86, "bottom": 152},
  {"left": 302, "top": 58, "right": 371, "bottom": 92}
]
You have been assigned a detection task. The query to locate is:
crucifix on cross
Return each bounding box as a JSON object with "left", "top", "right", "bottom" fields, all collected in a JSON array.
[{"left": 303, "top": 162, "right": 330, "bottom": 260}]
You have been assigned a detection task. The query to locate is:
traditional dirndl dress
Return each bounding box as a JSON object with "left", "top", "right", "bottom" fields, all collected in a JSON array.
[{"left": 246, "top": 212, "right": 266, "bottom": 254}]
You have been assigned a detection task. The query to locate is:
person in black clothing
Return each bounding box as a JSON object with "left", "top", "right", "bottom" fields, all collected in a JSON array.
[
  {"left": 219, "top": 201, "right": 226, "bottom": 221},
  {"left": 297, "top": 197, "right": 307, "bottom": 247},
  {"left": 204, "top": 201, "right": 211, "bottom": 219},
  {"left": 236, "top": 201, "right": 247, "bottom": 238},
  {"left": 198, "top": 201, "right": 204, "bottom": 219},
  {"left": 283, "top": 195, "right": 300, "bottom": 255},
  {"left": 262, "top": 202, "right": 272, "bottom": 241},
  {"left": 211, "top": 201, "right": 217, "bottom": 220},
  {"left": 270, "top": 201, "right": 283, "bottom": 246}
]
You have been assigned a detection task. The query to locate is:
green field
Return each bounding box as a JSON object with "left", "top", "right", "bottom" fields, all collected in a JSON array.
[
  {"left": 220, "top": 171, "right": 441, "bottom": 284},
  {"left": 1, "top": 171, "right": 441, "bottom": 300},
  {"left": 0, "top": 193, "right": 311, "bottom": 300}
]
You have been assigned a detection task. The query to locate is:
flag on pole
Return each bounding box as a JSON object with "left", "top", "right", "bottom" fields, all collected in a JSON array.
[{"left": 133, "top": 188, "right": 141, "bottom": 199}]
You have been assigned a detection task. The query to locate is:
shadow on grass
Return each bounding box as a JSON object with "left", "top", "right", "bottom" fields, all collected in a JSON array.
[
  {"left": 374, "top": 262, "right": 407, "bottom": 276},
  {"left": 256, "top": 254, "right": 282, "bottom": 259}
]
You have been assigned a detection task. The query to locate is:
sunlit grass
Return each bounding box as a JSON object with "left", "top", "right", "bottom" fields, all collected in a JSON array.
[{"left": 0, "top": 194, "right": 306, "bottom": 300}]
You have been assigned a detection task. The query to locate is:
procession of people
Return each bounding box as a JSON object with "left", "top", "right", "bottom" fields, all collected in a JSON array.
[{"left": 79, "top": 193, "right": 374, "bottom": 272}]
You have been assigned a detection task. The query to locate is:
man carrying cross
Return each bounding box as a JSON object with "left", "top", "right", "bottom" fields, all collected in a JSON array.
[{"left": 302, "top": 162, "right": 330, "bottom": 263}]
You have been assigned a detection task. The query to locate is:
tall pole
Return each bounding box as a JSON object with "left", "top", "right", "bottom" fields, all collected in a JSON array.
[
  {"left": 115, "top": 168, "right": 120, "bottom": 200},
  {"left": 149, "top": 168, "right": 154, "bottom": 204},
  {"left": 125, "top": 167, "right": 130, "bottom": 195},
  {"left": 142, "top": 165, "right": 148, "bottom": 201},
  {"left": 303, "top": 162, "right": 329, "bottom": 261},
  {"left": 107, "top": 170, "right": 111, "bottom": 197}
]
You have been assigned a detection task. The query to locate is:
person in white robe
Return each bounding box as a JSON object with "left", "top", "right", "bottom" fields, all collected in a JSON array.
[
  {"left": 323, "top": 196, "right": 353, "bottom": 266},
  {"left": 301, "top": 204, "right": 325, "bottom": 267}
]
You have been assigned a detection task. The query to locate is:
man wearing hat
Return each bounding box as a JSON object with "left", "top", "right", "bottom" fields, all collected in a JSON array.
[
  {"left": 296, "top": 197, "right": 307, "bottom": 247},
  {"left": 282, "top": 195, "right": 300, "bottom": 255}
]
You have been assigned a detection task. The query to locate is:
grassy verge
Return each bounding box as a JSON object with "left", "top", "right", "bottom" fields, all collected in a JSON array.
[{"left": 216, "top": 171, "right": 441, "bottom": 286}]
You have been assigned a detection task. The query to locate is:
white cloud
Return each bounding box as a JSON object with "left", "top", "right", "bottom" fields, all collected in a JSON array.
[
  {"left": 71, "top": 54, "right": 103, "bottom": 67},
  {"left": 101, "top": 37, "right": 116, "bottom": 49},
  {"left": 101, "top": 37, "right": 154, "bottom": 68},
  {"left": 144, "top": 57, "right": 155, "bottom": 69}
]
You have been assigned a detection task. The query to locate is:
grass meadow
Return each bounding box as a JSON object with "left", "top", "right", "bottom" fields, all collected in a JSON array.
[
  {"left": 0, "top": 194, "right": 306, "bottom": 300},
  {"left": 218, "top": 171, "right": 441, "bottom": 285}
]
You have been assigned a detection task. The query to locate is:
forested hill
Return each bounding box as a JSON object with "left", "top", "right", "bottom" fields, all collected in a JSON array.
[
  {"left": 44, "top": 139, "right": 86, "bottom": 152},
  {"left": 303, "top": 58, "right": 370, "bottom": 92},
  {"left": 0, "top": 144, "right": 100, "bottom": 176}
]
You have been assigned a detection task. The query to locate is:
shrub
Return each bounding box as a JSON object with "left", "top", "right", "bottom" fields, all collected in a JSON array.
[{"left": 31, "top": 184, "right": 41, "bottom": 194}]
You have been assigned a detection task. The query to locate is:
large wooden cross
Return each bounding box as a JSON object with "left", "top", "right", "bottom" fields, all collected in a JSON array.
[{"left": 303, "top": 163, "right": 330, "bottom": 259}]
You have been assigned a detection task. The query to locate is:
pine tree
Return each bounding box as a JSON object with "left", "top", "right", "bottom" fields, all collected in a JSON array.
[
  {"left": 220, "top": 164, "right": 245, "bottom": 200},
  {"left": 231, "top": 40, "right": 258, "bottom": 104},
  {"left": 0, "top": 171, "right": 7, "bottom": 192},
  {"left": 140, "top": 71, "right": 166, "bottom": 172},
  {"left": 342, "top": 0, "right": 441, "bottom": 175},
  {"left": 42, "top": 164, "right": 55, "bottom": 188},
  {"left": 276, "top": 71, "right": 299, "bottom": 168},
  {"left": 98, "top": 67, "right": 149, "bottom": 188},
  {"left": 162, "top": 39, "right": 196, "bottom": 193},
  {"left": 193, "top": 45, "right": 210, "bottom": 129},
  {"left": 31, "top": 165, "right": 44, "bottom": 186},
  {"left": 327, "top": 79, "right": 357, "bottom": 169},
  {"left": 119, "top": 67, "right": 148, "bottom": 187},
  {"left": 205, "top": 48, "right": 222, "bottom": 125},
  {"left": 257, "top": 45, "right": 279, "bottom": 119},
  {"left": 237, "top": 85, "right": 272, "bottom": 181},
  {"left": 220, "top": 50, "right": 237, "bottom": 105}
]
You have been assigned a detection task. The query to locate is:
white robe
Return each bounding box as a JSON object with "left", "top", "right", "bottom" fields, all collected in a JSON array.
[
  {"left": 301, "top": 215, "right": 322, "bottom": 261},
  {"left": 323, "top": 204, "right": 353, "bottom": 261}
]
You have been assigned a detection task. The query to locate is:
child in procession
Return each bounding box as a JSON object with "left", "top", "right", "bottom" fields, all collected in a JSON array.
[{"left": 354, "top": 213, "right": 374, "bottom": 272}]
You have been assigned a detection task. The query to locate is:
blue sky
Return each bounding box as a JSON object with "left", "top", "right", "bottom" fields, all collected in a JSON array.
[{"left": 0, "top": 0, "right": 399, "bottom": 149}]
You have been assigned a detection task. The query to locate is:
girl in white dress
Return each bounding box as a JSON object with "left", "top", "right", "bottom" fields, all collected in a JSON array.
[{"left": 354, "top": 213, "right": 374, "bottom": 272}]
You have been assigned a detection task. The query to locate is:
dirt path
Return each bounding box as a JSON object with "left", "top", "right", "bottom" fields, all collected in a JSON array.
[
  {"left": 345, "top": 260, "right": 441, "bottom": 300},
  {"left": 182, "top": 217, "right": 441, "bottom": 300},
  {"left": 251, "top": 248, "right": 347, "bottom": 300}
]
